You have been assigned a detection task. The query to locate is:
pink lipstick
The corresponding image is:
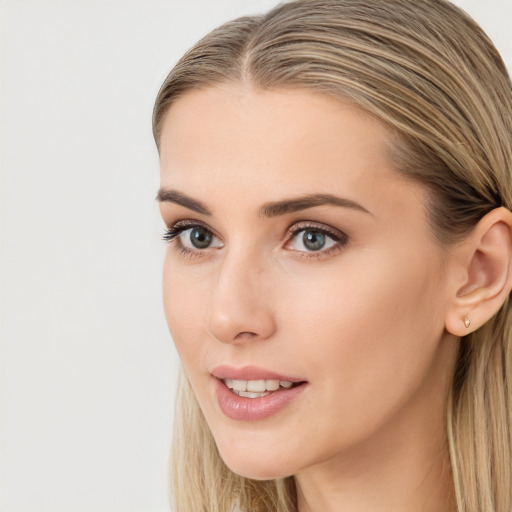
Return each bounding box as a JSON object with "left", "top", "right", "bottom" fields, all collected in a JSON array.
[{"left": 212, "top": 366, "right": 308, "bottom": 421}]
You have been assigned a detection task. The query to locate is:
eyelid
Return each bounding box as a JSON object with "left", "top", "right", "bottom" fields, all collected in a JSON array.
[
  {"left": 166, "top": 219, "right": 219, "bottom": 236},
  {"left": 284, "top": 221, "right": 347, "bottom": 242}
]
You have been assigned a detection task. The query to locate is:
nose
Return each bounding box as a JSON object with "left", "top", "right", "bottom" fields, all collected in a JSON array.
[{"left": 206, "top": 250, "right": 276, "bottom": 344}]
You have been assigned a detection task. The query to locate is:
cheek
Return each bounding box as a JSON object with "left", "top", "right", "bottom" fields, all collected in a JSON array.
[
  {"left": 279, "top": 252, "right": 437, "bottom": 343},
  {"left": 277, "top": 248, "right": 448, "bottom": 425},
  {"left": 162, "top": 252, "right": 209, "bottom": 360}
]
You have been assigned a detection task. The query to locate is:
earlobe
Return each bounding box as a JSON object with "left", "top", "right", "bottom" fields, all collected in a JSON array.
[{"left": 445, "top": 207, "right": 512, "bottom": 336}]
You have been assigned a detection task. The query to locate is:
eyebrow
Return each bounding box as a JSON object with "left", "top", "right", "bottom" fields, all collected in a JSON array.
[
  {"left": 156, "top": 188, "right": 212, "bottom": 215},
  {"left": 156, "top": 188, "right": 370, "bottom": 217},
  {"left": 259, "top": 193, "right": 370, "bottom": 217}
]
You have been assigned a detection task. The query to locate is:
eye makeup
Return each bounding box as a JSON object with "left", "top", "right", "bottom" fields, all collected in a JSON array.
[{"left": 162, "top": 219, "right": 349, "bottom": 261}]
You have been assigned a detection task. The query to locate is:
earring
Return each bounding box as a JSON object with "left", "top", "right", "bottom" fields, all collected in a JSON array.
[{"left": 463, "top": 317, "right": 471, "bottom": 328}]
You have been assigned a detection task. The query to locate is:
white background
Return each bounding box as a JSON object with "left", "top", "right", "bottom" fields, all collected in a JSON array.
[{"left": 1, "top": 1, "right": 510, "bottom": 511}]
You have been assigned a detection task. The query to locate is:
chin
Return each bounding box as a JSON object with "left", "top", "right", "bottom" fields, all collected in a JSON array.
[
  {"left": 214, "top": 436, "right": 297, "bottom": 481},
  {"left": 222, "top": 457, "right": 292, "bottom": 481}
]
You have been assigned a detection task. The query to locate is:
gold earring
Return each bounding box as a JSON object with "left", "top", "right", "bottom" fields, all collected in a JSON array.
[{"left": 464, "top": 317, "right": 471, "bottom": 328}]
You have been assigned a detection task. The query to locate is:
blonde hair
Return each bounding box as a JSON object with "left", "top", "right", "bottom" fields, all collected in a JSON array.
[{"left": 153, "top": 1, "right": 512, "bottom": 510}]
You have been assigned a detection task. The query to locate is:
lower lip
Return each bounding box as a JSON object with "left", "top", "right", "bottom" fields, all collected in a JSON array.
[{"left": 214, "top": 378, "right": 308, "bottom": 421}]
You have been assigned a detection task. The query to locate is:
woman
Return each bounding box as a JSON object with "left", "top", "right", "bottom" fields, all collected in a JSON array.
[{"left": 153, "top": 1, "right": 512, "bottom": 511}]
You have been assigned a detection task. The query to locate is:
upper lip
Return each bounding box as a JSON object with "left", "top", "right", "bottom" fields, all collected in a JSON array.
[{"left": 211, "top": 365, "right": 305, "bottom": 382}]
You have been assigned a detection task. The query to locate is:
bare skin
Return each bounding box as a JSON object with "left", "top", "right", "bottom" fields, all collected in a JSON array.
[{"left": 158, "top": 84, "right": 464, "bottom": 512}]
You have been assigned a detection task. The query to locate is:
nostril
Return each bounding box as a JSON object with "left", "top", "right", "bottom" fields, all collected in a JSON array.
[{"left": 234, "top": 331, "right": 259, "bottom": 340}]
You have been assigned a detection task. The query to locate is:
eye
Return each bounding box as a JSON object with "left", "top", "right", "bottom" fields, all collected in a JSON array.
[
  {"left": 163, "top": 223, "right": 223, "bottom": 251},
  {"left": 285, "top": 224, "right": 347, "bottom": 255},
  {"left": 289, "top": 229, "right": 335, "bottom": 252},
  {"left": 180, "top": 226, "right": 220, "bottom": 249}
]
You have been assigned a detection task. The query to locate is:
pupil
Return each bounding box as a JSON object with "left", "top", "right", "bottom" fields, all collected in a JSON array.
[
  {"left": 190, "top": 227, "right": 212, "bottom": 249},
  {"left": 303, "top": 230, "right": 325, "bottom": 251}
]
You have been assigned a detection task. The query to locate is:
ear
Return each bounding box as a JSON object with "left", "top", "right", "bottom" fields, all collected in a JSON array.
[{"left": 445, "top": 207, "right": 512, "bottom": 336}]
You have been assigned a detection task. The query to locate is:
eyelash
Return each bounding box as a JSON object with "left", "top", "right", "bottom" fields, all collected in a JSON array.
[
  {"left": 286, "top": 221, "right": 348, "bottom": 259},
  {"left": 162, "top": 220, "right": 349, "bottom": 260},
  {"left": 162, "top": 220, "right": 213, "bottom": 258}
]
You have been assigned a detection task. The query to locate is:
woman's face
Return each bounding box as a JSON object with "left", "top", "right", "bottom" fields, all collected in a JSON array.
[{"left": 158, "top": 85, "right": 460, "bottom": 480}]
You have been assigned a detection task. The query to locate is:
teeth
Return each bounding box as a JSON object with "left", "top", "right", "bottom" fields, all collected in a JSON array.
[
  {"left": 236, "top": 390, "right": 271, "bottom": 398},
  {"left": 266, "top": 380, "right": 280, "bottom": 391},
  {"left": 246, "top": 380, "right": 266, "bottom": 392},
  {"left": 231, "top": 380, "right": 247, "bottom": 392},
  {"left": 223, "top": 378, "right": 294, "bottom": 392}
]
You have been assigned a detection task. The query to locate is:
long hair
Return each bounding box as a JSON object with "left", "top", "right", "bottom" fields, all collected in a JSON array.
[{"left": 153, "top": 1, "right": 512, "bottom": 510}]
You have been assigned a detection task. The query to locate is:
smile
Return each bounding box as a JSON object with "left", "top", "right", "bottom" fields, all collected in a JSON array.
[
  {"left": 212, "top": 367, "right": 308, "bottom": 421},
  {"left": 224, "top": 379, "right": 294, "bottom": 398}
]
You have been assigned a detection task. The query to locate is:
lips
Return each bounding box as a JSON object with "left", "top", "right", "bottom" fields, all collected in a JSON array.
[{"left": 211, "top": 366, "right": 308, "bottom": 421}]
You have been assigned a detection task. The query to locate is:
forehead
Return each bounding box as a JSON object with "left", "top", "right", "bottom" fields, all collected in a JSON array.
[{"left": 160, "top": 84, "right": 394, "bottom": 186}]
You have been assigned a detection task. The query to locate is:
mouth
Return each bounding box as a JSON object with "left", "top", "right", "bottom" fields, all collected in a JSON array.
[
  {"left": 211, "top": 366, "right": 308, "bottom": 421},
  {"left": 222, "top": 378, "right": 296, "bottom": 398}
]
